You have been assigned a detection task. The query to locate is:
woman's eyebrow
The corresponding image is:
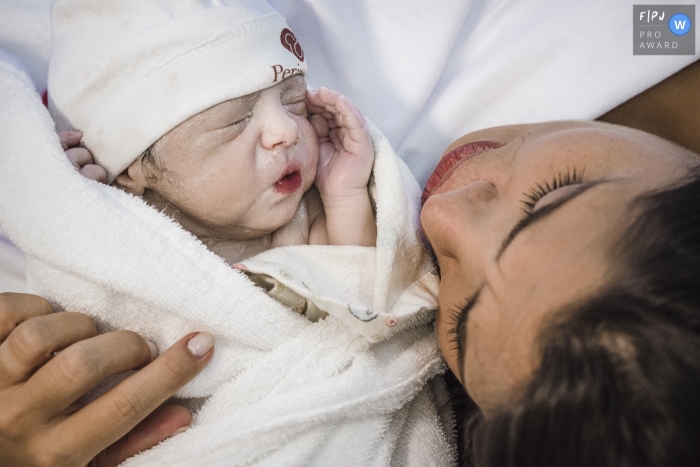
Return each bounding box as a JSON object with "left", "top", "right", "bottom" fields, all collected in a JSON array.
[
  {"left": 456, "top": 285, "right": 484, "bottom": 383},
  {"left": 495, "top": 180, "right": 609, "bottom": 262}
]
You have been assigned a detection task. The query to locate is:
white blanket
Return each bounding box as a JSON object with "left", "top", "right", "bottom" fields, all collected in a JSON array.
[{"left": 0, "top": 53, "right": 456, "bottom": 466}]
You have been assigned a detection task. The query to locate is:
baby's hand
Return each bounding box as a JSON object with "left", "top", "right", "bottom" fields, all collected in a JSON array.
[
  {"left": 58, "top": 130, "right": 107, "bottom": 183},
  {"left": 307, "top": 88, "right": 374, "bottom": 202}
]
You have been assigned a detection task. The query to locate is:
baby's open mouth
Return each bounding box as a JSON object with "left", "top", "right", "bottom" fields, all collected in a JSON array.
[{"left": 274, "top": 169, "right": 302, "bottom": 194}]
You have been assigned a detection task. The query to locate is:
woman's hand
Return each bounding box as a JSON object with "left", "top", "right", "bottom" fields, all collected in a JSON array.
[{"left": 0, "top": 293, "right": 214, "bottom": 467}]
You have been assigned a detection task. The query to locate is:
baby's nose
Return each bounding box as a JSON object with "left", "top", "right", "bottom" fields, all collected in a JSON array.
[{"left": 260, "top": 108, "right": 299, "bottom": 151}]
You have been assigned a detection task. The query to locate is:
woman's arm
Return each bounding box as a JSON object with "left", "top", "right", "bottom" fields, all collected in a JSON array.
[
  {"left": 0, "top": 293, "right": 213, "bottom": 467},
  {"left": 598, "top": 59, "right": 700, "bottom": 154}
]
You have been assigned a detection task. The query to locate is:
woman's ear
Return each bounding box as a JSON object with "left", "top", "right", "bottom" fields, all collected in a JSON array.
[{"left": 115, "top": 158, "right": 148, "bottom": 196}]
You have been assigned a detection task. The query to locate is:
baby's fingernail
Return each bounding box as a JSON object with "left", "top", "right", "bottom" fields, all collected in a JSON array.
[
  {"left": 187, "top": 332, "right": 214, "bottom": 357},
  {"left": 146, "top": 340, "right": 158, "bottom": 360},
  {"left": 71, "top": 130, "right": 82, "bottom": 135}
]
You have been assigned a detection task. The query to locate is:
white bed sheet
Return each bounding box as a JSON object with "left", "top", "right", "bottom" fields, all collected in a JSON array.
[
  {"left": 272, "top": 0, "right": 698, "bottom": 186},
  {"left": 1, "top": 0, "right": 697, "bottom": 291}
]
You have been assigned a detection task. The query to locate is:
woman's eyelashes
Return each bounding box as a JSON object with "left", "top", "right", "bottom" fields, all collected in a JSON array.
[
  {"left": 445, "top": 292, "right": 481, "bottom": 379},
  {"left": 445, "top": 298, "right": 472, "bottom": 352},
  {"left": 521, "top": 167, "right": 585, "bottom": 214}
]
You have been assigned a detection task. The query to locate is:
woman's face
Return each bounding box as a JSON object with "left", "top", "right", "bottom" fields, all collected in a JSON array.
[{"left": 420, "top": 121, "right": 697, "bottom": 414}]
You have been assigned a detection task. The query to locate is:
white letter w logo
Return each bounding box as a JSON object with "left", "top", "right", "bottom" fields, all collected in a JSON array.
[{"left": 675, "top": 20, "right": 687, "bottom": 29}]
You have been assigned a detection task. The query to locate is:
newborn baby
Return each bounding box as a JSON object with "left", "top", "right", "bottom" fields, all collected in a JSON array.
[
  {"left": 51, "top": 0, "right": 377, "bottom": 272},
  {"left": 62, "top": 77, "right": 377, "bottom": 265},
  {"left": 13, "top": 4, "right": 448, "bottom": 462}
]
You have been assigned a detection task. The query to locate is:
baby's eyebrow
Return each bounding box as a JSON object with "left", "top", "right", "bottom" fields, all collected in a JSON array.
[
  {"left": 215, "top": 91, "right": 259, "bottom": 119},
  {"left": 235, "top": 91, "right": 260, "bottom": 110}
]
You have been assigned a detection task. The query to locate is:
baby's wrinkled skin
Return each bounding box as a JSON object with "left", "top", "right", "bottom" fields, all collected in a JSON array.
[{"left": 62, "top": 75, "right": 377, "bottom": 264}]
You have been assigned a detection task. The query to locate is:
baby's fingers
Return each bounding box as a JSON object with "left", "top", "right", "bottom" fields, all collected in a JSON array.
[
  {"left": 306, "top": 90, "right": 327, "bottom": 115},
  {"left": 66, "top": 147, "right": 95, "bottom": 170},
  {"left": 80, "top": 165, "right": 108, "bottom": 184},
  {"left": 58, "top": 130, "right": 82, "bottom": 150},
  {"left": 315, "top": 88, "right": 367, "bottom": 133},
  {"left": 307, "top": 89, "right": 344, "bottom": 122},
  {"left": 330, "top": 93, "right": 367, "bottom": 132},
  {"left": 65, "top": 144, "right": 106, "bottom": 183},
  {"left": 310, "top": 114, "right": 330, "bottom": 139}
]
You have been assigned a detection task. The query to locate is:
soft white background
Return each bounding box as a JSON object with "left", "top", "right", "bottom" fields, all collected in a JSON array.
[{"left": 1, "top": 0, "right": 697, "bottom": 292}]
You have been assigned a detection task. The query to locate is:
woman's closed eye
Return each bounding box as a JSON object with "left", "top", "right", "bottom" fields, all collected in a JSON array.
[
  {"left": 497, "top": 168, "right": 609, "bottom": 262},
  {"left": 521, "top": 167, "right": 585, "bottom": 215},
  {"left": 445, "top": 288, "right": 483, "bottom": 381}
]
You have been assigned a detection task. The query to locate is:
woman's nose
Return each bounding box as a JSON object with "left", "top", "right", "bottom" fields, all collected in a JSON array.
[
  {"left": 421, "top": 181, "right": 500, "bottom": 262},
  {"left": 260, "top": 103, "right": 299, "bottom": 151}
]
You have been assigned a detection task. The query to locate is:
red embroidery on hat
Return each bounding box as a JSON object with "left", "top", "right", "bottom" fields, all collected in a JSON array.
[
  {"left": 41, "top": 89, "right": 49, "bottom": 108},
  {"left": 280, "top": 28, "right": 304, "bottom": 62}
]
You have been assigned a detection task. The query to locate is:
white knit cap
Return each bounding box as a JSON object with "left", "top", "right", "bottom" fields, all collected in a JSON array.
[{"left": 48, "top": 0, "right": 307, "bottom": 183}]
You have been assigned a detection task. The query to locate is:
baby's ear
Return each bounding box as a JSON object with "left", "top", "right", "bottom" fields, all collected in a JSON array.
[{"left": 115, "top": 159, "right": 148, "bottom": 196}]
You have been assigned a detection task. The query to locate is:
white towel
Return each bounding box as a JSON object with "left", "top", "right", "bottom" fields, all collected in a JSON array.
[
  {"left": 0, "top": 52, "right": 456, "bottom": 466},
  {"left": 0, "top": 227, "right": 26, "bottom": 293}
]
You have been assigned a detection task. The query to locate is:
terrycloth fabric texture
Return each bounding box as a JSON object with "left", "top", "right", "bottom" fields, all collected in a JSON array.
[
  {"left": 0, "top": 54, "right": 456, "bottom": 466},
  {"left": 0, "top": 227, "right": 26, "bottom": 294},
  {"left": 48, "top": 0, "right": 307, "bottom": 183}
]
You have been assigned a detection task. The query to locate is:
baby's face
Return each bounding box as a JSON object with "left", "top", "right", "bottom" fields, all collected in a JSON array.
[{"left": 143, "top": 75, "right": 318, "bottom": 240}]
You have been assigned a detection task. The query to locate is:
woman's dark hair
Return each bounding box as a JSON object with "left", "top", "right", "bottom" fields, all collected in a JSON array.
[{"left": 456, "top": 174, "right": 700, "bottom": 466}]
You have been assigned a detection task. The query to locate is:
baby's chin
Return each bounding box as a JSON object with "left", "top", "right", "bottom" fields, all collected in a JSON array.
[{"left": 246, "top": 192, "right": 306, "bottom": 230}]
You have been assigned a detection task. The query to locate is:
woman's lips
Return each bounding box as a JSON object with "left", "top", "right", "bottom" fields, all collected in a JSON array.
[
  {"left": 274, "top": 169, "right": 302, "bottom": 194},
  {"left": 421, "top": 141, "right": 502, "bottom": 205}
]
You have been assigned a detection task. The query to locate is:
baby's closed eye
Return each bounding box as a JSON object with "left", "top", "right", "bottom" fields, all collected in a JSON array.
[
  {"left": 284, "top": 98, "right": 307, "bottom": 116},
  {"left": 213, "top": 113, "right": 251, "bottom": 139}
]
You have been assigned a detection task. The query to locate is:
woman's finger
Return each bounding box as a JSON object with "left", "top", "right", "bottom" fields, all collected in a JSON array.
[
  {"left": 58, "top": 332, "right": 213, "bottom": 463},
  {"left": 0, "top": 293, "right": 54, "bottom": 342},
  {"left": 89, "top": 405, "right": 192, "bottom": 467},
  {"left": 23, "top": 330, "right": 154, "bottom": 419},
  {"left": 65, "top": 147, "right": 94, "bottom": 169},
  {"left": 0, "top": 312, "right": 98, "bottom": 386},
  {"left": 57, "top": 130, "right": 82, "bottom": 150}
]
